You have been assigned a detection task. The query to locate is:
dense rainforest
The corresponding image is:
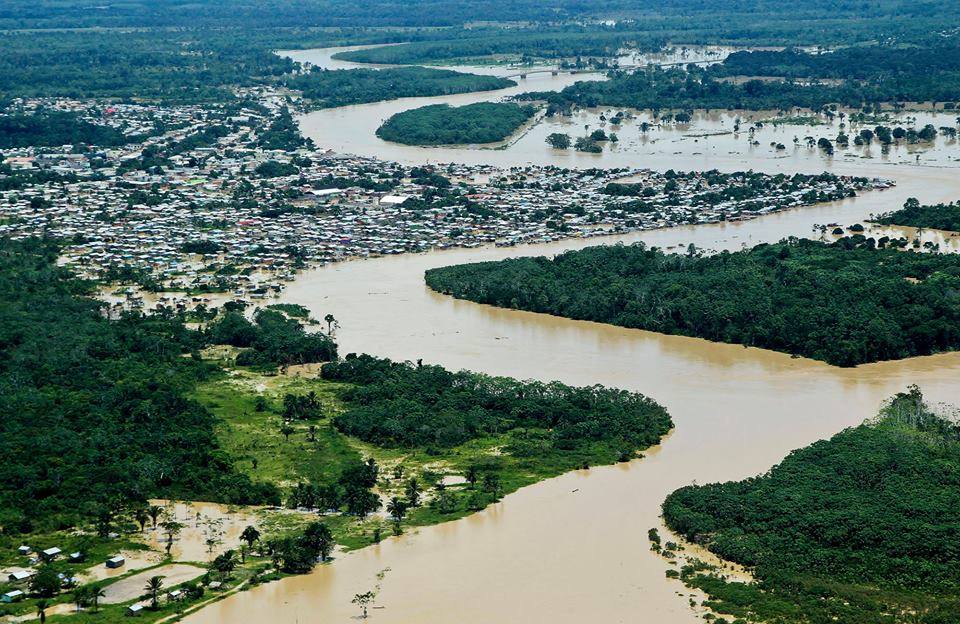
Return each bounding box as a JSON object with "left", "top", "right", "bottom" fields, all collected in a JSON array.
[
  {"left": 4, "top": 0, "right": 959, "bottom": 103},
  {"left": 2, "top": 0, "right": 957, "bottom": 36},
  {"left": 662, "top": 387, "right": 960, "bottom": 624},
  {"left": 376, "top": 102, "right": 537, "bottom": 145},
  {"left": 425, "top": 238, "right": 960, "bottom": 366},
  {"left": 287, "top": 67, "right": 515, "bottom": 109},
  {"left": 0, "top": 239, "right": 281, "bottom": 534},
  {"left": 323, "top": 353, "right": 672, "bottom": 458},
  {"left": 874, "top": 198, "right": 960, "bottom": 233}
]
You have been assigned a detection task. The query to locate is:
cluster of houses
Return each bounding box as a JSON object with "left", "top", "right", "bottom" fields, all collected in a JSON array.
[
  {"left": 1, "top": 545, "right": 95, "bottom": 603},
  {"left": 1, "top": 96, "right": 893, "bottom": 314}
]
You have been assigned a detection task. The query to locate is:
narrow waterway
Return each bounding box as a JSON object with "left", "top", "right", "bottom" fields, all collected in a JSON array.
[{"left": 183, "top": 49, "right": 960, "bottom": 623}]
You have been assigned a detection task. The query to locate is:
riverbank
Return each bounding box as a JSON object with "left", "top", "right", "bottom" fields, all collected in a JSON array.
[{"left": 176, "top": 157, "right": 960, "bottom": 624}]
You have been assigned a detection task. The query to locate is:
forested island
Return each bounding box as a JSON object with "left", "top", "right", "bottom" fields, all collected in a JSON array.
[
  {"left": 874, "top": 198, "right": 960, "bottom": 233},
  {"left": 287, "top": 67, "right": 515, "bottom": 109},
  {"left": 662, "top": 387, "right": 960, "bottom": 624},
  {"left": 324, "top": 354, "right": 671, "bottom": 456},
  {"left": 376, "top": 102, "right": 537, "bottom": 145},
  {"left": 425, "top": 238, "right": 960, "bottom": 366}
]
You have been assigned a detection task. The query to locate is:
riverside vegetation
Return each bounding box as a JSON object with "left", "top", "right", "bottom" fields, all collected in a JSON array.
[
  {"left": 661, "top": 387, "right": 960, "bottom": 624},
  {"left": 0, "top": 238, "right": 673, "bottom": 620},
  {"left": 425, "top": 238, "right": 960, "bottom": 366},
  {"left": 874, "top": 198, "right": 960, "bottom": 233},
  {"left": 375, "top": 102, "right": 538, "bottom": 145}
]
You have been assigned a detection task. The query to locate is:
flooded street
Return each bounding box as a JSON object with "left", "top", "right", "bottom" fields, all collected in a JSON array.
[{"left": 184, "top": 48, "right": 960, "bottom": 623}]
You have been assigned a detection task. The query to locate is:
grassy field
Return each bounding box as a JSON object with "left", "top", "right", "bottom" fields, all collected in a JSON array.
[{"left": 193, "top": 358, "right": 646, "bottom": 551}]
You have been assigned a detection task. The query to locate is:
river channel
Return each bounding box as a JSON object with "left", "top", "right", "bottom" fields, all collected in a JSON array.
[{"left": 183, "top": 47, "right": 960, "bottom": 623}]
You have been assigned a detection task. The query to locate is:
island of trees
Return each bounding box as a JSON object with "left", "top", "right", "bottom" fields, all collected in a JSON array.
[
  {"left": 425, "top": 237, "right": 960, "bottom": 366},
  {"left": 874, "top": 197, "right": 960, "bottom": 233},
  {"left": 286, "top": 66, "right": 515, "bottom": 109},
  {"left": 662, "top": 387, "right": 960, "bottom": 624},
  {"left": 323, "top": 353, "right": 671, "bottom": 456},
  {"left": 375, "top": 102, "right": 537, "bottom": 145}
]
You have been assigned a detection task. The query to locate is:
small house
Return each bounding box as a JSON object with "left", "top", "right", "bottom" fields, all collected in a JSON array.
[
  {"left": 8, "top": 570, "right": 34, "bottom": 583},
  {"left": 106, "top": 555, "right": 125, "bottom": 569},
  {"left": 2, "top": 590, "right": 25, "bottom": 603},
  {"left": 17, "top": 545, "right": 31, "bottom": 555},
  {"left": 69, "top": 551, "right": 85, "bottom": 563},
  {"left": 126, "top": 604, "right": 145, "bottom": 617},
  {"left": 167, "top": 589, "right": 183, "bottom": 602},
  {"left": 41, "top": 547, "right": 62, "bottom": 560}
]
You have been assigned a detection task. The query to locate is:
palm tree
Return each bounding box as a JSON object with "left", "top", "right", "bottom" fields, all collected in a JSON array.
[
  {"left": 134, "top": 507, "right": 150, "bottom": 532},
  {"left": 212, "top": 550, "right": 238, "bottom": 581},
  {"left": 465, "top": 465, "right": 479, "bottom": 487},
  {"left": 405, "top": 478, "right": 421, "bottom": 507},
  {"left": 323, "top": 313, "right": 337, "bottom": 335},
  {"left": 90, "top": 585, "right": 107, "bottom": 613},
  {"left": 36, "top": 600, "right": 49, "bottom": 624},
  {"left": 145, "top": 576, "right": 164, "bottom": 609},
  {"left": 387, "top": 497, "right": 408, "bottom": 523},
  {"left": 147, "top": 505, "right": 163, "bottom": 529},
  {"left": 240, "top": 525, "right": 261, "bottom": 549},
  {"left": 72, "top": 586, "right": 90, "bottom": 612}
]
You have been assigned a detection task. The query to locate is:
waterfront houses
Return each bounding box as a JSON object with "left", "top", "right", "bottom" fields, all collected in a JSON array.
[{"left": 0, "top": 97, "right": 892, "bottom": 313}]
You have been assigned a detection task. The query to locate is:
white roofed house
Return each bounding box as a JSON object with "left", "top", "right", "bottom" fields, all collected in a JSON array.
[
  {"left": 8, "top": 570, "right": 34, "bottom": 583},
  {"left": 379, "top": 194, "right": 411, "bottom": 207},
  {"left": 41, "top": 546, "right": 62, "bottom": 561},
  {"left": 2, "top": 590, "right": 25, "bottom": 603}
]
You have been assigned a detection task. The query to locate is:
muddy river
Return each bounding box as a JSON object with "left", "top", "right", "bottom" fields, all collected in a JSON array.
[{"left": 183, "top": 47, "right": 960, "bottom": 623}]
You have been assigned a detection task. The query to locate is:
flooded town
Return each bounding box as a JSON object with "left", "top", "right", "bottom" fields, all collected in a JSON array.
[
  {"left": 1, "top": 97, "right": 893, "bottom": 315},
  {"left": 4, "top": 4, "right": 960, "bottom": 624}
]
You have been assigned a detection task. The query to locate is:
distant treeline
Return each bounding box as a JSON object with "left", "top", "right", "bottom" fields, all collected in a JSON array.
[
  {"left": 425, "top": 238, "right": 960, "bottom": 366},
  {"left": 376, "top": 102, "right": 537, "bottom": 145},
  {"left": 874, "top": 198, "right": 960, "bottom": 233},
  {"left": 287, "top": 66, "right": 515, "bottom": 109},
  {"left": 323, "top": 353, "right": 672, "bottom": 456},
  {"left": 3, "top": 3, "right": 960, "bottom": 102},
  {"left": 662, "top": 386, "right": 960, "bottom": 623},
  {"left": 332, "top": 28, "right": 666, "bottom": 64},
  {"left": 3, "top": 0, "right": 957, "bottom": 36}
]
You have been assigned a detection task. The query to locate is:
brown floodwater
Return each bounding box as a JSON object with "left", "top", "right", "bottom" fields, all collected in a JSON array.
[
  {"left": 183, "top": 48, "right": 960, "bottom": 623},
  {"left": 183, "top": 163, "right": 960, "bottom": 624}
]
